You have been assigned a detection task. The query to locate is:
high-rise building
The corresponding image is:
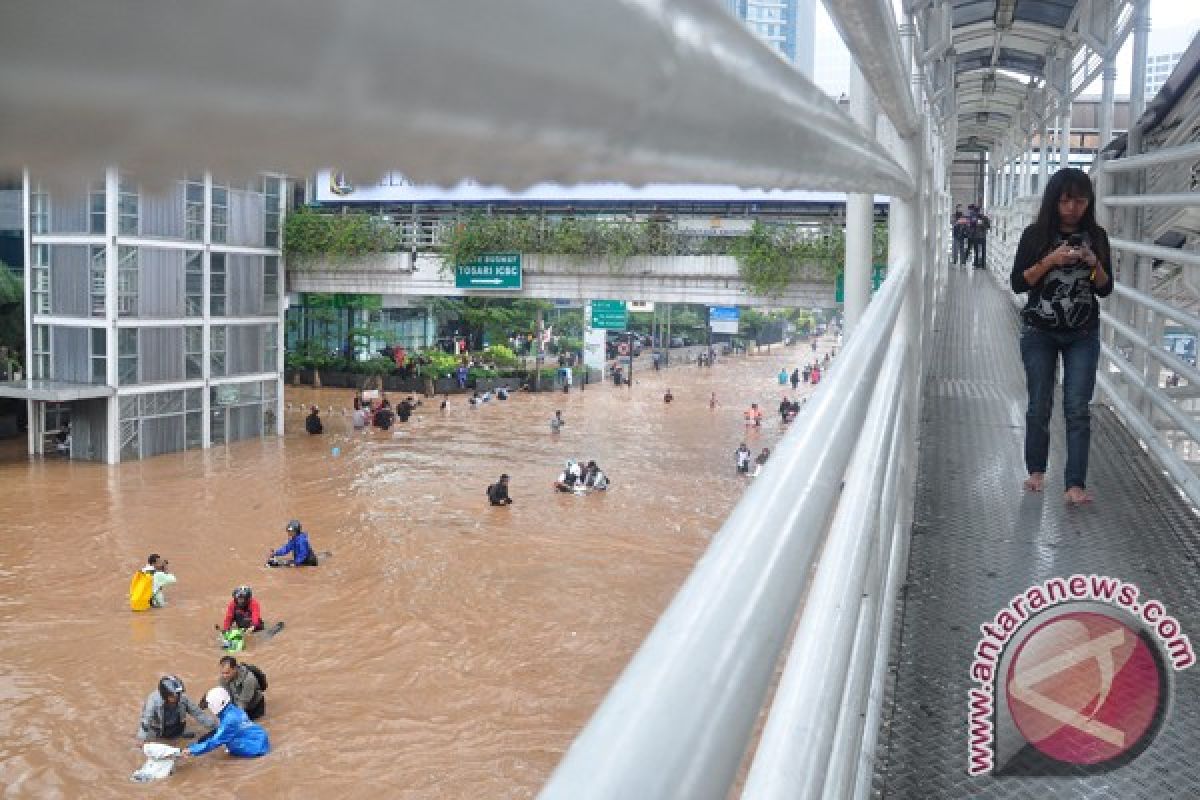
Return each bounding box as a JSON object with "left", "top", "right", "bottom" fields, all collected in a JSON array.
[
  {"left": 726, "top": 0, "right": 816, "bottom": 79},
  {"left": 3, "top": 169, "right": 285, "bottom": 462},
  {"left": 1145, "top": 51, "right": 1184, "bottom": 99}
]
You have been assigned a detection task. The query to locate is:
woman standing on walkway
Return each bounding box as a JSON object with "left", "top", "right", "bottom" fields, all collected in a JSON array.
[{"left": 1011, "top": 168, "right": 1112, "bottom": 504}]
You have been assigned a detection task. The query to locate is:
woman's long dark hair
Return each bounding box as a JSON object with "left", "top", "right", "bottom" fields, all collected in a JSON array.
[{"left": 1030, "top": 168, "right": 1104, "bottom": 255}]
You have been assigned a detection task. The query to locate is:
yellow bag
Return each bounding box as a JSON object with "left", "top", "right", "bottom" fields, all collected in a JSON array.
[{"left": 129, "top": 570, "right": 154, "bottom": 611}]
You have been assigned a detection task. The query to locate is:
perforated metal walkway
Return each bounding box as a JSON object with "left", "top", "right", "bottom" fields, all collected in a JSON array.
[{"left": 874, "top": 267, "right": 1200, "bottom": 798}]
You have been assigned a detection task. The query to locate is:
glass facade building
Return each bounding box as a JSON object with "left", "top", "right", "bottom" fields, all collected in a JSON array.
[
  {"left": 21, "top": 169, "right": 285, "bottom": 462},
  {"left": 725, "top": 0, "right": 815, "bottom": 79}
]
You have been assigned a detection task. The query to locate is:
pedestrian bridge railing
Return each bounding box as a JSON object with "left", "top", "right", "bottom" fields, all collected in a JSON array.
[
  {"left": 540, "top": 258, "right": 921, "bottom": 800},
  {"left": 1092, "top": 139, "right": 1200, "bottom": 506}
]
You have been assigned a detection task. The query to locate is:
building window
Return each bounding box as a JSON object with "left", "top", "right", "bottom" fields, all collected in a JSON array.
[
  {"left": 185, "top": 251, "right": 203, "bottom": 317},
  {"left": 91, "top": 328, "right": 106, "bottom": 384},
  {"left": 264, "top": 176, "right": 281, "bottom": 249},
  {"left": 89, "top": 245, "right": 106, "bottom": 317},
  {"left": 185, "top": 387, "right": 204, "bottom": 449},
  {"left": 263, "top": 255, "right": 278, "bottom": 314},
  {"left": 210, "top": 253, "right": 226, "bottom": 316},
  {"left": 30, "top": 188, "right": 49, "bottom": 234},
  {"left": 31, "top": 244, "right": 50, "bottom": 315},
  {"left": 211, "top": 325, "right": 226, "bottom": 377},
  {"left": 185, "top": 325, "right": 204, "bottom": 380},
  {"left": 211, "top": 184, "right": 228, "bottom": 244},
  {"left": 32, "top": 325, "right": 50, "bottom": 380},
  {"left": 118, "top": 180, "right": 139, "bottom": 236},
  {"left": 118, "top": 328, "right": 138, "bottom": 384},
  {"left": 90, "top": 182, "right": 106, "bottom": 235},
  {"left": 185, "top": 177, "right": 205, "bottom": 241},
  {"left": 264, "top": 323, "right": 278, "bottom": 373},
  {"left": 117, "top": 246, "right": 138, "bottom": 316}
]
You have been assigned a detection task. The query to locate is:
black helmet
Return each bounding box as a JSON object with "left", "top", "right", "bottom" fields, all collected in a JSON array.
[
  {"left": 158, "top": 675, "right": 185, "bottom": 701},
  {"left": 232, "top": 585, "right": 252, "bottom": 601},
  {"left": 286, "top": 520, "right": 302, "bottom": 534}
]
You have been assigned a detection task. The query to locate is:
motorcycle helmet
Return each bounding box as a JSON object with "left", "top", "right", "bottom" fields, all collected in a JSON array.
[
  {"left": 232, "top": 585, "right": 252, "bottom": 602},
  {"left": 286, "top": 519, "right": 302, "bottom": 534},
  {"left": 158, "top": 675, "right": 185, "bottom": 702},
  {"left": 204, "top": 686, "right": 231, "bottom": 715}
]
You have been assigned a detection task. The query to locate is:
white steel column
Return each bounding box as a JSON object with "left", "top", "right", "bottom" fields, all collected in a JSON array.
[
  {"left": 21, "top": 170, "right": 33, "bottom": 457},
  {"left": 1130, "top": 0, "right": 1150, "bottom": 121},
  {"left": 1059, "top": 72, "right": 1072, "bottom": 170},
  {"left": 1099, "top": 54, "right": 1117, "bottom": 150},
  {"left": 104, "top": 167, "right": 120, "bottom": 463},
  {"left": 845, "top": 65, "right": 877, "bottom": 338},
  {"left": 201, "top": 172, "right": 213, "bottom": 448},
  {"left": 1039, "top": 101, "right": 1051, "bottom": 192},
  {"left": 275, "top": 176, "right": 287, "bottom": 437}
]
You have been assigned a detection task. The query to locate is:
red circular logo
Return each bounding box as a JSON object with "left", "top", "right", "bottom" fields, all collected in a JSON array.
[{"left": 1006, "top": 612, "right": 1163, "bottom": 765}]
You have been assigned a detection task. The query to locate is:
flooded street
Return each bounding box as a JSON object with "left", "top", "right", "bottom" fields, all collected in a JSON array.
[{"left": 0, "top": 340, "right": 833, "bottom": 799}]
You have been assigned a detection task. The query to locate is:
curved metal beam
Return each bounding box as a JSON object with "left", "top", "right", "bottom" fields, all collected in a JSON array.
[
  {"left": 822, "top": 0, "right": 923, "bottom": 138},
  {"left": 0, "top": 0, "right": 914, "bottom": 196}
]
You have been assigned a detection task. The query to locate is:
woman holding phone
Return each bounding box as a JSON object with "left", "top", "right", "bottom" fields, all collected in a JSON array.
[{"left": 1010, "top": 168, "right": 1113, "bottom": 504}]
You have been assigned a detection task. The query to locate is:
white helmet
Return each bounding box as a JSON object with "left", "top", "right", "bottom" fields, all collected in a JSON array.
[{"left": 205, "top": 686, "right": 231, "bottom": 715}]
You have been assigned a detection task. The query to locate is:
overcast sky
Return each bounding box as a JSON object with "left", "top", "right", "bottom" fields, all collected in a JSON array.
[{"left": 813, "top": 0, "right": 1200, "bottom": 98}]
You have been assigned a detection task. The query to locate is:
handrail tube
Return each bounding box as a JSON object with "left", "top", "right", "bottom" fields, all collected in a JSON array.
[
  {"left": 1, "top": 0, "right": 914, "bottom": 196},
  {"left": 1101, "top": 193, "right": 1200, "bottom": 208},
  {"left": 821, "top": 396, "right": 908, "bottom": 799},
  {"left": 538, "top": 260, "right": 913, "bottom": 800},
  {"left": 741, "top": 321, "right": 910, "bottom": 800},
  {"left": 854, "top": 512, "right": 916, "bottom": 800},
  {"left": 1102, "top": 313, "right": 1200, "bottom": 388},
  {"left": 1109, "top": 237, "right": 1200, "bottom": 269},
  {"left": 1097, "top": 371, "right": 1200, "bottom": 507},
  {"left": 1112, "top": 281, "right": 1200, "bottom": 330},
  {"left": 1100, "top": 342, "right": 1200, "bottom": 450},
  {"left": 821, "top": 0, "right": 922, "bottom": 138},
  {"left": 1101, "top": 141, "right": 1200, "bottom": 172}
]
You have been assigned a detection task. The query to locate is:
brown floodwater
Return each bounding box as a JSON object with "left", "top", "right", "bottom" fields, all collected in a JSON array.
[{"left": 0, "top": 339, "right": 834, "bottom": 799}]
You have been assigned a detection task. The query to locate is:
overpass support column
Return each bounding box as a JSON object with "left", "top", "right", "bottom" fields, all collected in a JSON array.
[
  {"left": 1038, "top": 107, "right": 1050, "bottom": 195},
  {"left": 845, "top": 65, "right": 877, "bottom": 338}
]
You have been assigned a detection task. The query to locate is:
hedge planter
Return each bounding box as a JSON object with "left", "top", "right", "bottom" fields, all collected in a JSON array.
[{"left": 476, "top": 377, "right": 522, "bottom": 392}]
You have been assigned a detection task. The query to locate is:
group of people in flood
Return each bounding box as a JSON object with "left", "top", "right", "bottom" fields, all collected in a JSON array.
[
  {"left": 553, "top": 459, "right": 610, "bottom": 493},
  {"left": 127, "top": 519, "right": 321, "bottom": 770}
]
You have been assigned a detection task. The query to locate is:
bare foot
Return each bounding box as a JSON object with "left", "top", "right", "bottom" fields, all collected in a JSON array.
[
  {"left": 1064, "top": 487, "right": 1093, "bottom": 505},
  {"left": 1022, "top": 472, "right": 1045, "bottom": 492}
]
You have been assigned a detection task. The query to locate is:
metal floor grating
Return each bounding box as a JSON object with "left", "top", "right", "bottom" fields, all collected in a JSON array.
[{"left": 872, "top": 266, "right": 1200, "bottom": 798}]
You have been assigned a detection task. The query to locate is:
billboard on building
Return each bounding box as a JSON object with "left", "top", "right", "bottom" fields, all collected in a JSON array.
[{"left": 710, "top": 306, "right": 739, "bottom": 334}]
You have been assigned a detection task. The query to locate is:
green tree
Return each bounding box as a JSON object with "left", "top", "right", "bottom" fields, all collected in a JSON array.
[{"left": 0, "top": 266, "right": 24, "bottom": 368}]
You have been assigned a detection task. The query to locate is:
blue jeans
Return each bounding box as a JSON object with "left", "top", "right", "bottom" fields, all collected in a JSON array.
[{"left": 1019, "top": 324, "right": 1100, "bottom": 489}]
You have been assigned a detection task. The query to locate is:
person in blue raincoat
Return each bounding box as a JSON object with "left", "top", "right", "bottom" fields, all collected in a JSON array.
[
  {"left": 267, "top": 520, "right": 317, "bottom": 567},
  {"left": 181, "top": 687, "right": 269, "bottom": 760}
]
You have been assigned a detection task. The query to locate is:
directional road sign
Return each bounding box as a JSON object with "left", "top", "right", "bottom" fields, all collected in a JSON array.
[{"left": 455, "top": 253, "right": 522, "bottom": 290}]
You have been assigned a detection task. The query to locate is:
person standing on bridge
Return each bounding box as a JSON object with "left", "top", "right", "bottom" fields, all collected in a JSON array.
[{"left": 1011, "top": 168, "right": 1112, "bottom": 505}]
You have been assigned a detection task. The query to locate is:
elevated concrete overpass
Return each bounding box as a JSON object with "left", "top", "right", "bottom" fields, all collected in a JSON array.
[{"left": 286, "top": 252, "right": 836, "bottom": 308}]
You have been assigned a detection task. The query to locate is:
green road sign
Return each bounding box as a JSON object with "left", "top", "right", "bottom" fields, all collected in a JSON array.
[
  {"left": 590, "top": 299, "right": 628, "bottom": 330},
  {"left": 455, "top": 253, "right": 522, "bottom": 290},
  {"left": 835, "top": 264, "right": 887, "bottom": 303}
]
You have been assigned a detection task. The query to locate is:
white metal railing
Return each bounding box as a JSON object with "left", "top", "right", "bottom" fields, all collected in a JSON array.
[
  {"left": 1091, "top": 128, "right": 1200, "bottom": 503},
  {"left": 540, "top": 0, "right": 936, "bottom": 796},
  {"left": 540, "top": 261, "right": 921, "bottom": 800}
]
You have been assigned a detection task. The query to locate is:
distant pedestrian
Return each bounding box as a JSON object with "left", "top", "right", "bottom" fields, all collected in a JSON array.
[
  {"left": 778, "top": 368, "right": 788, "bottom": 386},
  {"left": 709, "top": 392, "right": 718, "bottom": 410},
  {"left": 790, "top": 368, "right": 800, "bottom": 390},
  {"left": 305, "top": 406, "right": 323, "bottom": 435},
  {"left": 664, "top": 388, "right": 674, "bottom": 403},
  {"left": 550, "top": 410, "right": 565, "bottom": 434},
  {"left": 735, "top": 443, "right": 751, "bottom": 475}
]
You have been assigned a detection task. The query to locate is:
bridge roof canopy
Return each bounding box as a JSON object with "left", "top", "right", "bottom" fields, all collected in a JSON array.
[{"left": 943, "top": 0, "right": 1093, "bottom": 152}]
